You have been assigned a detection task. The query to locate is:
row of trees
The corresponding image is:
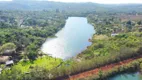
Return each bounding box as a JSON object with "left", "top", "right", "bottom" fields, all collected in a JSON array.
[{"left": 0, "top": 11, "right": 67, "bottom": 28}]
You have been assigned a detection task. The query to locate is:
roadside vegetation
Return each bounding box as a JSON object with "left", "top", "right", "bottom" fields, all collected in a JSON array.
[{"left": 81, "top": 58, "right": 142, "bottom": 80}]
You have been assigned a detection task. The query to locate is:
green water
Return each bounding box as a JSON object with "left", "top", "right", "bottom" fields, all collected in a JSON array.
[
  {"left": 41, "top": 17, "right": 95, "bottom": 59},
  {"left": 109, "top": 72, "right": 142, "bottom": 80}
]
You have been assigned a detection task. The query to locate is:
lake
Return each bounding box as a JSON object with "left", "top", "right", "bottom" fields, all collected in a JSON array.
[
  {"left": 41, "top": 17, "right": 95, "bottom": 59},
  {"left": 109, "top": 72, "right": 142, "bottom": 80}
]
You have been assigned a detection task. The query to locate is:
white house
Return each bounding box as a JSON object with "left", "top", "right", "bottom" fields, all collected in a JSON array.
[
  {"left": 5, "top": 60, "right": 14, "bottom": 66},
  {"left": 111, "top": 33, "right": 119, "bottom": 37}
]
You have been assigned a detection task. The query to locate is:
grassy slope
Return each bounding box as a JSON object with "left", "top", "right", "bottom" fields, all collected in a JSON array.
[{"left": 13, "top": 56, "right": 63, "bottom": 73}]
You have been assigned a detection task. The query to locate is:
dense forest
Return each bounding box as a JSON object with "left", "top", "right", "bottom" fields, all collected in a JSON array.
[
  {"left": 0, "top": 11, "right": 66, "bottom": 61},
  {"left": 0, "top": 10, "right": 67, "bottom": 80},
  {"left": 0, "top": 1, "right": 142, "bottom": 80}
]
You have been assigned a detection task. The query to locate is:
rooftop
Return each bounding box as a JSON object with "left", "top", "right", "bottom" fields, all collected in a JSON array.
[{"left": 5, "top": 60, "right": 14, "bottom": 66}]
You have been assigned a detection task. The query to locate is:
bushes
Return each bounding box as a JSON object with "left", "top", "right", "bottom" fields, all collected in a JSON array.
[
  {"left": 0, "top": 66, "right": 23, "bottom": 80},
  {"left": 137, "top": 47, "right": 142, "bottom": 54},
  {"left": 22, "top": 66, "right": 50, "bottom": 80},
  {"left": 0, "top": 43, "right": 16, "bottom": 55},
  {"left": 80, "top": 32, "right": 142, "bottom": 59},
  {"left": 25, "top": 43, "right": 38, "bottom": 60}
]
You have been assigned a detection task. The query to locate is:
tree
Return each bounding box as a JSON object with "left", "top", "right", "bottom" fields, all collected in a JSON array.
[
  {"left": 98, "top": 69, "right": 103, "bottom": 79},
  {"left": 0, "top": 43, "right": 16, "bottom": 55},
  {"left": 0, "top": 66, "right": 22, "bottom": 80},
  {"left": 23, "top": 66, "right": 50, "bottom": 80},
  {"left": 25, "top": 43, "right": 38, "bottom": 60},
  {"left": 126, "top": 20, "right": 132, "bottom": 31},
  {"left": 137, "top": 21, "right": 142, "bottom": 25}
]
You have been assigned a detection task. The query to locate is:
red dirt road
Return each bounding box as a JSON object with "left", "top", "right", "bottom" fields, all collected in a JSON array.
[{"left": 67, "top": 56, "right": 142, "bottom": 80}]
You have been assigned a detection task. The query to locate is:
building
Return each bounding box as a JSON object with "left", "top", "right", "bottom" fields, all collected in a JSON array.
[
  {"left": 0, "top": 56, "right": 9, "bottom": 64},
  {"left": 111, "top": 33, "right": 119, "bottom": 37},
  {"left": 5, "top": 60, "right": 14, "bottom": 66}
]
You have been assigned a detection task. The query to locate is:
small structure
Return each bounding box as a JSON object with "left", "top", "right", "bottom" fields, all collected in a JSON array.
[
  {"left": 5, "top": 60, "right": 14, "bottom": 66},
  {"left": 0, "top": 68, "right": 2, "bottom": 74},
  {"left": 0, "top": 56, "right": 9, "bottom": 64},
  {"left": 111, "top": 33, "right": 119, "bottom": 37}
]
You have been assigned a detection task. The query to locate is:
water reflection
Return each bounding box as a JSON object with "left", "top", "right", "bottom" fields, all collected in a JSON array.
[{"left": 41, "top": 17, "right": 95, "bottom": 59}]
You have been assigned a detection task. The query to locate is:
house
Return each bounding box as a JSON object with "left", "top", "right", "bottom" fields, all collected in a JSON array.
[
  {"left": 0, "top": 56, "right": 9, "bottom": 64},
  {"left": 111, "top": 33, "right": 119, "bottom": 37},
  {"left": 5, "top": 60, "right": 14, "bottom": 66}
]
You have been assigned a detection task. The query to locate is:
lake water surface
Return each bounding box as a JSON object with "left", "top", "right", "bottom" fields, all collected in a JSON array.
[
  {"left": 41, "top": 17, "right": 94, "bottom": 59},
  {"left": 109, "top": 72, "right": 142, "bottom": 80}
]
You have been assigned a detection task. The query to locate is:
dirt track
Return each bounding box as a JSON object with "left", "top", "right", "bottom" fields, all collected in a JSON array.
[{"left": 67, "top": 56, "right": 142, "bottom": 80}]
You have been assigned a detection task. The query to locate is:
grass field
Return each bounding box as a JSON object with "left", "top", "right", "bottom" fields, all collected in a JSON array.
[{"left": 13, "top": 56, "right": 63, "bottom": 73}]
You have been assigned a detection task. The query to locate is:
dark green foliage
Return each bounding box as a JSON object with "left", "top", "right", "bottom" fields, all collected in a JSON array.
[
  {"left": 22, "top": 67, "right": 50, "bottom": 80},
  {"left": 0, "top": 11, "right": 66, "bottom": 60},
  {"left": 137, "top": 47, "right": 142, "bottom": 54},
  {"left": 137, "top": 21, "right": 142, "bottom": 25},
  {"left": 0, "top": 67, "right": 23, "bottom": 80},
  {"left": 26, "top": 43, "right": 38, "bottom": 60}
]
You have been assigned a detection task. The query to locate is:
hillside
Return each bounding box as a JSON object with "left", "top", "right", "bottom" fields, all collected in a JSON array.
[{"left": 0, "top": 0, "right": 142, "bottom": 13}]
